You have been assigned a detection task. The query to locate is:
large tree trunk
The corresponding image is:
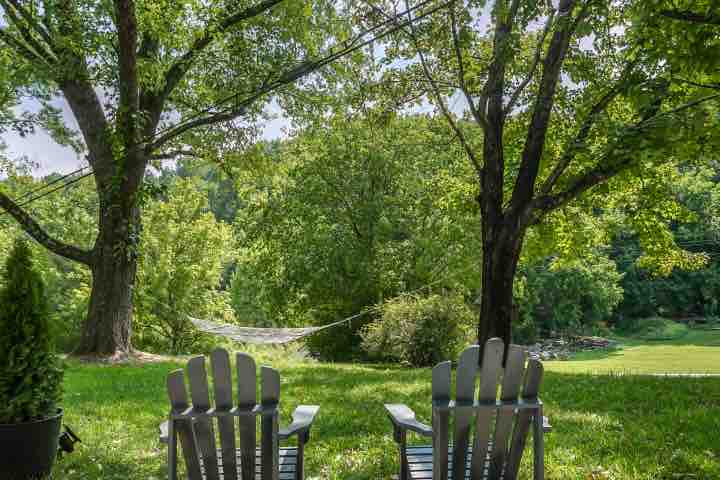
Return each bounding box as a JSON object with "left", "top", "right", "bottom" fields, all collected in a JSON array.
[
  {"left": 477, "top": 215, "right": 525, "bottom": 355},
  {"left": 76, "top": 188, "right": 141, "bottom": 356}
]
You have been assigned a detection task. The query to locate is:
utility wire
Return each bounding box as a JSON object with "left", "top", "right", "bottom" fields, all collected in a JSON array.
[
  {"left": 14, "top": 166, "right": 90, "bottom": 202},
  {"left": 1, "top": 0, "right": 452, "bottom": 216},
  {"left": 0, "top": 170, "right": 94, "bottom": 218},
  {"left": 144, "top": 0, "right": 451, "bottom": 149}
]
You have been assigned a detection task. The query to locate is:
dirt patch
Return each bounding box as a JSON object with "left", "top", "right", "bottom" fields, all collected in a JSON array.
[{"left": 66, "top": 349, "right": 178, "bottom": 364}]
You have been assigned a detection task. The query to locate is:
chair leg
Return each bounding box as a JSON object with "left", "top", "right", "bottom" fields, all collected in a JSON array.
[
  {"left": 396, "top": 429, "right": 409, "bottom": 480},
  {"left": 296, "top": 433, "right": 307, "bottom": 480},
  {"left": 168, "top": 419, "right": 177, "bottom": 480},
  {"left": 532, "top": 407, "right": 545, "bottom": 480}
]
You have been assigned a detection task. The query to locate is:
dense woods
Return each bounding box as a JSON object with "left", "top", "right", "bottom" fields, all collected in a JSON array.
[{"left": 2, "top": 118, "right": 719, "bottom": 359}]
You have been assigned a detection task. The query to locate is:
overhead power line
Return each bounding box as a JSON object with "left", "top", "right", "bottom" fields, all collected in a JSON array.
[
  {"left": 14, "top": 166, "right": 90, "bottom": 202},
  {"left": 1, "top": 0, "right": 453, "bottom": 216},
  {"left": 0, "top": 169, "right": 94, "bottom": 219},
  {"left": 145, "top": 0, "right": 452, "bottom": 149}
]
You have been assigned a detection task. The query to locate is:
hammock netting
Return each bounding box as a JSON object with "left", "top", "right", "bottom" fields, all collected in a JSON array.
[{"left": 188, "top": 313, "right": 364, "bottom": 345}]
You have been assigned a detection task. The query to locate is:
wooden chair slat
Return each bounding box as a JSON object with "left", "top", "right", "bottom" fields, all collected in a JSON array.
[
  {"left": 432, "top": 361, "right": 452, "bottom": 401},
  {"left": 237, "top": 353, "right": 257, "bottom": 480},
  {"left": 211, "top": 348, "right": 238, "bottom": 480},
  {"left": 188, "top": 356, "right": 221, "bottom": 480},
  {"left": 452, "top": 345, "right": 479, "bottom": 480},
  {"left": 167, "top": 369, "right": 203, "bottom": 480},
  {"left": 489, "top": 344, "right": 527, "bottom": 479},
  {"left": 237, "top": 353, "right": 257, "bottom": 406},
  {"left": 469, "top": 337, "right": 504, "bottom": 479},
  {"left": 431, "top": 361, "right": 451, "bottom": 480},
  {"left": 261, "top": 366, "right": 280, "bottom": 480},
  {"left": 432, "top": 408, "right": 450, "bottom": 480},
  {"left": 522, "top": 358, "right": 543, "bottom": 398},
  {"left": 455, "top": 345, "right": 479, "bottom": 400},
  {"left": 262, "top": 366, "right": 281, "bottom": 404},
  {"left": 504, "top": 359, "right": 544, "bottom": 480}
]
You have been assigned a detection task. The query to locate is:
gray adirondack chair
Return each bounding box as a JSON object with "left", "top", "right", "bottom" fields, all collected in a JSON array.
[
  {"left": 160, "top": 348, "right": 319, "bottom": 480},
  {"left": 385, "top": 338, "right": 551, "bottom": 480}
]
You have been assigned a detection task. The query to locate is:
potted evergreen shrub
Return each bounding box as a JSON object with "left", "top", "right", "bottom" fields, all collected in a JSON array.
[{"left": 0, "top": 239, "right": 64, "bottom": 479}]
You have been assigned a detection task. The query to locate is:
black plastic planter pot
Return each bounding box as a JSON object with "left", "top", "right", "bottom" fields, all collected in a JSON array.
[{"left": 0, "top": 409, "right": 63, "bottom": 479}]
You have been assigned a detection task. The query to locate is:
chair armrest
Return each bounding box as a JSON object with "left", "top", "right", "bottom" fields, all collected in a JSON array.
[
  {"left": 543, "top": 416, "right": 552, "bottom": 433},
  {"left": 159, "top": 420, "right": 169, "bottom": 444},
  {"left": 384, "top": 404, "right": 433, "bottom": 437},
  {"left": 279, "top": 405, "right": 320, "bottom": 441}
]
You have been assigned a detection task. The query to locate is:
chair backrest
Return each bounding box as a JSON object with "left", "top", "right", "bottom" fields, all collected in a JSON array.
[
  {"left": 166, "top": 348, "right": 281, "bottom": 480},
  {"left": 431, "top": 338, "right": 544, "bottom": 480}
]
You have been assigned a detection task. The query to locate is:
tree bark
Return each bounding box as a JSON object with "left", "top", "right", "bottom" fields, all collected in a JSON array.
[
  {"left": 78, "top": 251, "right": 136, "bottom": 356},
  {"left": 477, "top": 210, "right": 525, "bottom": 357},
  {"left": 76, "top": 184, "right": 141, "bottom": 356}
]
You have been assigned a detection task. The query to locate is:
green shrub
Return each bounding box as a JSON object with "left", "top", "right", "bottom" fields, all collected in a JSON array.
[
  {"left": 0, "top": 239, "right": 63, "bottom": 423},
  {"left": 617, "top": 316, "right": 689, "bottom": 341},
  {"left": 361, "top": 294, "right": 474, "bottom": 366},
  {"left": 304, "top": 302, "right": 375, "bottom": 361}
]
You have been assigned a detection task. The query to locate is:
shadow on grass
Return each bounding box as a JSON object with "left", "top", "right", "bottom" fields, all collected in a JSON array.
[{"left": 540, "top": 371, "right": 720, "bottom": 479}]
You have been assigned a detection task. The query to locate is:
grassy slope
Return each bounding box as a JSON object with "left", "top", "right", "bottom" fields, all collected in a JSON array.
[
  {"left": 54, "top": 341, "right": 720, "bottom": 480},
  {"left": 545, "top": 329, "right": 720, "bottom": 374}
]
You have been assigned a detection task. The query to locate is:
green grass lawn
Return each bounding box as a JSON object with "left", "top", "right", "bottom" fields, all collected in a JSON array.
[
  {"left": 545, "top": 327, "right": 720, "bottom": 375},
  {"left": 53, "top": 340, "right": 720, "bottom": 480}
]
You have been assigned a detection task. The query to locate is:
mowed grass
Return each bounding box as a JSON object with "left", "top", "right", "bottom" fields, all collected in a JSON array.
[
  {"left": 545, "top": 328, "right": 720, "bottom": 375},
  {"left": 53, "top": 342, "right": 720, "bottom": 480}
]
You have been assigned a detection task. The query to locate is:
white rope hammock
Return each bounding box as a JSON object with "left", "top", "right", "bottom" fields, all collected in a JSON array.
[
  {"left": 165, "top": 264, "right": 471, "bottom": 345},
  {"left": 188, "top": 312, "right": 366, "bottom": 345}
]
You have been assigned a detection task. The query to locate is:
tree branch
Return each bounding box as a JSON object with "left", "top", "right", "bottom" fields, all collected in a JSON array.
[
  {"left": 147, "top": 89, "right": 265, "bottom": 150},
  {"left": 159, "top": 0, "right": 285, "bottom": 103},
  {"left": 530, "top": 92, "right": 720, "bottom": 222},
  {"left": 113, "top": 0, "right": 147, "bottom": 193},
  {"left": 59, "top": 79, "right": 114, "bottom": 180},
  {"left": 672, "top": 77, "right": 720, "bottom": 90},
  {"left": 403, "top": 0, "right": 481, "bottom": 175},
  {"left": 149, "top": 0, "right": 454, "bottom": 150},
  {"left": 0, "top": 26, "right": 43, "bottom": 63},
  {"left": 504, "top": 8, "right": 556, "bottom": 116},
  {"left": 475, "top": 0, "right": 523, "bottom": 218},
  {"left": 0, "top": 1, "right": 56, "bottom": 64},
  {"left": 449, "top": 1, "right": 488, "bottom": 130},
  {"left": 508, "top": 0, "right": 584, "bottom": 214},
  {"left": 660, "top": 8, "right": 720, "bottom": 25},
  {"left": 149, "top": 149, "right": 198, "bottom": 160},
  {"left": 539, "top": 62, "right": 636, "bottom": 195},
  {"left": 137, "top": 0, "right": 284, "bottom": 139},
  {"left": 4, "top": 0, "right": 56, "bottom": 51},
  {"left": 0, "top": 189, "right": 93, "bottom": 265},
  {"left": 114, "top": 0, "right": 139, "bottom": 157}
]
